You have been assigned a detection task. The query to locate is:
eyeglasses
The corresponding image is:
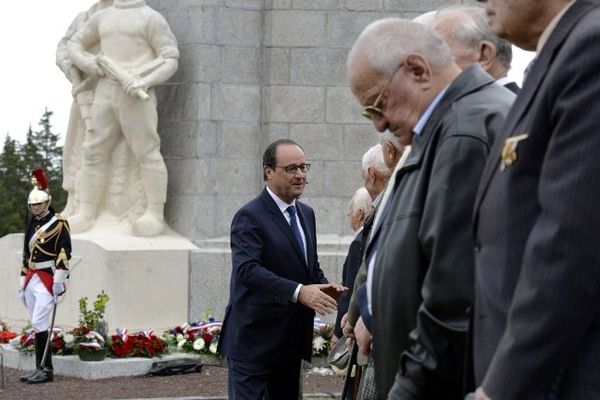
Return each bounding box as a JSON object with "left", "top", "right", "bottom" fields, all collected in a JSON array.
[
  {"left": 275, "top": 163, "right": 311, "bottom": 175},
  {"left": 362, "top": 63, "right": 403, "bottom": 120}
]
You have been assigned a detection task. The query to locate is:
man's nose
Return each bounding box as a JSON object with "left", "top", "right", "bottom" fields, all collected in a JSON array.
[{"left": 370, "top": 114, "right": 388, "bottom": 132}]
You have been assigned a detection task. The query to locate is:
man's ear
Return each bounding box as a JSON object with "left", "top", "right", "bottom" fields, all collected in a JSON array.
[
  {"left": 264, "top": 166, "right": 273, "bottom": 181},
  {"left": 357, "top": 208, "right": 365, "bottom": 224},
  {"left": 405, "top": 54, "right": 431, "bottom": 85},
  {"left": 478, "top": 41, "right": 496, "bottom": 71},
  {"left": 366, "top": 166, "right": 375, "bottom": 182}
]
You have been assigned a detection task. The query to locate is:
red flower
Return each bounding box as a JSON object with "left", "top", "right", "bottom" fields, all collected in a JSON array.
[
  {"left": 0, "top": 330, "right": 17, "bottom": 343},
  {"left": 202, "top": 333, "right": 213, "bottom": 343}
]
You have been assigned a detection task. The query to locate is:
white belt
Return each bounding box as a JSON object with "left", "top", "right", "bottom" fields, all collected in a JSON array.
[{"left": 29, "top": 260, "right": 54, "bottom": 270}]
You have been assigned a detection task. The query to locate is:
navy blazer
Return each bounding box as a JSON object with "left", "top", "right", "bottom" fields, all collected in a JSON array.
[
  {"left": 218, "top": 188, "right": 327, "bottom": 364},
  {"left": 473, "top": 0, "right": 600, "bottom": 398}
]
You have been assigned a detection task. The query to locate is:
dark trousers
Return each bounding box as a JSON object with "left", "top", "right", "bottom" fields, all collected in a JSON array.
[{"left": 227, "top": 358, "right": 302, "bottom": 400}]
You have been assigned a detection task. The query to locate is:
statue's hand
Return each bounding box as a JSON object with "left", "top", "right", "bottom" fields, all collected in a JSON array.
[
  {"left": 123, "top": 76, "right": 148, "bottom": 98},
  {"left": 81, "top": 60, "right": 105, "bottom": 77}
]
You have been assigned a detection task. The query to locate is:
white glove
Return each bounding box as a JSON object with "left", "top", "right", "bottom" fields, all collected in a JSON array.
[
  {"left": 18, "top": 276, "right": 26, "bottom": 307},
  {"left": 53, "top": 269, "right": 69, "bottom": 298}
]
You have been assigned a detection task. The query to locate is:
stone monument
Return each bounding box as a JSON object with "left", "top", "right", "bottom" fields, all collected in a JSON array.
[{"left": 0, "top": 0, "right": 457, "bottom": 332}]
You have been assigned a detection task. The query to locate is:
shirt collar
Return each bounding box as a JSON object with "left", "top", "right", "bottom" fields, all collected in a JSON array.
[
  {"left": 266, "top": 186, "right": 296, "bottom": 214},
  {"left": 537, "top": 0, "right": 575, "bottom": 53},
  {"left": 495, "top": 76, "right": 511, "bottom": 87},
  {"left": 353, "top": 225, "right": 364, "bottom": 238},
  {"left": 412, "top": 86, "right": 448, "bottom": 137}
]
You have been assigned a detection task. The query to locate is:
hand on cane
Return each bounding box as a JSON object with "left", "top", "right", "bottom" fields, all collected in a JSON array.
[{"left": 53, "top": 269, "right": 69, "bottom": 302}]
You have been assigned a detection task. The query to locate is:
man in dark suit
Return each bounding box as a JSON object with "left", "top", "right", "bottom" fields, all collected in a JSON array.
[
  {"left": 332, "top": 187, "right": 372, "bottom": 344},
  {"left": 346, "top": 18, "right": 514, "bottom": 399},
  {"left": 218, "top": 139, "right": 345, "bottom": 399},
  {"left": 473, "top": 0, "right": 600, "bottom": 399}
]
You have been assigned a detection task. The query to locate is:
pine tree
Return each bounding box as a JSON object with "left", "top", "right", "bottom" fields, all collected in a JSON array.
[
  {"left": 0, "top": 108, "right": 67, "bottom": 237},
  {"left": 21, "top": 108, "right": 67, "bottom": 212},
  {"left": 0, "top": 135, "right": 28, "bottom": 236}
]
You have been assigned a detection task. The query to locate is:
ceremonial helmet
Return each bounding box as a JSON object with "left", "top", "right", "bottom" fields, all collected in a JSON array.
[{"left": 27, "top": 168, "right": 51, "bottom": 206}]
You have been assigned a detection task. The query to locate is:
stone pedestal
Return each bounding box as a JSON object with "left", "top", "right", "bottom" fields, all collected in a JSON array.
[{"left": 0, "top": 226, "right": 197, "bottom": 332}]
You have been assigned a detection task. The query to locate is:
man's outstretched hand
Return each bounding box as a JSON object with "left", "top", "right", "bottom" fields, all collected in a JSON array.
[
  {"left": 298, "top": 284, "right": 346, "bottom": 315},
  {"left": 320, "top": 284, "right": 348, "bottom": 302}
]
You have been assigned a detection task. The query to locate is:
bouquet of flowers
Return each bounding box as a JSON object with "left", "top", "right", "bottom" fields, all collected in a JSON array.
[
  {"left": 312, "top": 318, "right": 334, "bottom": 357},
  {"left": 78, "top": 330, "right": 105, "bottom": 351},
  {"left": 110, "top": 328, "right": 166, "bottom": 358},
  {"left": 0, "top": 319, "right": 18, "bottom": 344},
  {"left": 18, "top": 327, "right": 73, "bottom": 355},
  {"left": 163, "top": 317, "right": 222, "bottom": 356}
]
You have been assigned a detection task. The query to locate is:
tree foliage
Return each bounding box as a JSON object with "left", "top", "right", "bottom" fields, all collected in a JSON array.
[{"left": 0, "top": 108, "right": 66, "bottom": 237}]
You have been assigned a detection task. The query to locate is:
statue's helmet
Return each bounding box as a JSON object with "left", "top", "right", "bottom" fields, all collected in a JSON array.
[{"left": 27, "top": 168, "right": 51, "bottom": 205}]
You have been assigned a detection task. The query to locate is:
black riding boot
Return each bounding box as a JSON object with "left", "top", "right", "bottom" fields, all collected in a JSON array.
[
  {"left": 19, "top": 331, "right": 44, "bottom": 382},
  {"left": 26, "top": 330, "right": 53, "bottom": 384}
]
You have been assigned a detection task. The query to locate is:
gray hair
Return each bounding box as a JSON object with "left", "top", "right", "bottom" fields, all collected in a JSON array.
[
  {"left": 347, "top": 17, "right": 454, "bottom": 77},
  {"left": 349, "top": 187, "right": 373, "bottom": 216},
  {"left": 433, "top": 6, "right": 512, "bottom": 69},
  {"left": 362, "top": 144, "right": 387, "bottom": 174},
  {"left": 379, "top": 131, "right": 403, "bottom": 151}
]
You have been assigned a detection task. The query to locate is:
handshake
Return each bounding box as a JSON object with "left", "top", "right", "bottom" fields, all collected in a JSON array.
[{"left": 299, "top": 283, "right": 348, "bottom": 315}]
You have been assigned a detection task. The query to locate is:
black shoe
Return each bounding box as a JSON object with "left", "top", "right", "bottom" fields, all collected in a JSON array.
[
  {"left": 26, "top": 368, "right": 53, "bottom": 384},
  {"left": 19, "top": 369, "right": 40, "bottom": 383}
]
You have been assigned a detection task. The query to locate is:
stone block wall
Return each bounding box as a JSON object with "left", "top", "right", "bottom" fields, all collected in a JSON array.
[{"left": 149, "top": 0, "right": 461, "bottom": 241}]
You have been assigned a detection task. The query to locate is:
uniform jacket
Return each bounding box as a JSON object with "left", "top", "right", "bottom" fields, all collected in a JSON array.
[
  {"left": 371, "top": 65, "right": 514, "bottom": 399},
  {"left": 473, "top": 1, "right": 600, "bottom": 398},
  {"left": 218, "top": 187, "right": 328, "bottom": 364},
  {"left": 22, "top": 209, "right": 71, "bottom": 294}
]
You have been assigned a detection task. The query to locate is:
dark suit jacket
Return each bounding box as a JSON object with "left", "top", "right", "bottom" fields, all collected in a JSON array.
[
  {"left": 218, "top": 187, "right": 328, "bottom": 364},
  {"left": 371, "top": 65, "right": 514, "bottom": 399},
  {"left": 473, "top": 1, "right": 600, "bottom": 398},
  {"left": 334, "top": 230, "right": 364, "bottom": 338}
]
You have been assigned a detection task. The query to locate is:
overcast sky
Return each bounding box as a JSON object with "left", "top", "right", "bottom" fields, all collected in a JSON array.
[
  {"left": 0, "top": 0, "right": 88, "bottom": 144},
  {"left": 0, "top": 2, "right": 534, "bottom": 145}
]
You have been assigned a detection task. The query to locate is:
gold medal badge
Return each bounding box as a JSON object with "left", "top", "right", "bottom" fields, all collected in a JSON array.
[{"left": 500, "top": 134, "right": 529, "bottom": 171}]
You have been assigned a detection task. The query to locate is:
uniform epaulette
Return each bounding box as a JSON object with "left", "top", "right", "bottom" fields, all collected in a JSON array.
[{"left": 55, "top": 213, "right": 67, "bottom": 221}]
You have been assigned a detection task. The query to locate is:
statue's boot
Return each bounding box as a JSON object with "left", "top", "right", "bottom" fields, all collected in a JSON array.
[
  {"left": 68, "top": 201, "right": 97, "bottom": 233},
  {"left": 132, "top": 203, "right": 165, "bottom": 237}
]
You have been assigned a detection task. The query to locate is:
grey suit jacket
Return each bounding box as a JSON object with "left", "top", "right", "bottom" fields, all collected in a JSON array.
[
  {"left": 473, "top": 1, "right": 600, "bottom": 398},
  {"left": 371, "top": 65, "right": 514, "bottom": 399}
]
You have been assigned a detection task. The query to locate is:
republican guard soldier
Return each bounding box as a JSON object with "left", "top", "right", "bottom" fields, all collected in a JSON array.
[{"left": 18, "top": 168, "right": 72, "bottom": 384}]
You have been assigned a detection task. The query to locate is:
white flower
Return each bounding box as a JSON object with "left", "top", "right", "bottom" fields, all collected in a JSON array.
[
  {"left": 312, "top": 336, "right": 326, "bottom": 352},
  {"left": 209, "top": 341, "right": 218, "bottom": 354},
  {"left": 177, "top": 339, "right": 187, "bottom": 348},
  {"left": 192, "top": 338, "right": 205, "bottom": 351},
  {"left": 63, "top": 334, "right": 75, "bottom": 344},
  {"left": 176, "top": 333, "right": 184, "bottom": 342}
]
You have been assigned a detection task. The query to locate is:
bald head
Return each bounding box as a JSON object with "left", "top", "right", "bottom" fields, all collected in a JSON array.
[{"left": 347, "top": 17, "right": 455, "bottom": 93}]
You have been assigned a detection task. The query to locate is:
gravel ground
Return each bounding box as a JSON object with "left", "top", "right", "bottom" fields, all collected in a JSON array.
[{"left": 0, "top": 365, "right": 344, "bottom": 400}]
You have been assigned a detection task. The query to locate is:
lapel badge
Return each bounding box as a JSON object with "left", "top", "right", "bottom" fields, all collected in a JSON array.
[{"left": 500, "top": 133, "right": 528, "bottom": 171}]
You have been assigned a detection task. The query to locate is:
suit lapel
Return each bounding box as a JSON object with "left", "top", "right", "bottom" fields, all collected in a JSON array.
[
  {"left": 260, "top": 188, "right": 308, "bottom": 266},
  {"left": 473, "top": 0, "right": 597, "bottom": 213}
]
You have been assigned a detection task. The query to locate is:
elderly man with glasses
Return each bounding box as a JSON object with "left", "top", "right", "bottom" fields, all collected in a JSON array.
[{"left": 346, "top": 18, "right": 514, "bottom": 400}]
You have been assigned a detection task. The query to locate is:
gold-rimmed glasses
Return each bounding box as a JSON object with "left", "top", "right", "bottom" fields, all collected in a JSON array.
[{"left": 361, "top": 63, "right": 403, "bottom": 120}]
